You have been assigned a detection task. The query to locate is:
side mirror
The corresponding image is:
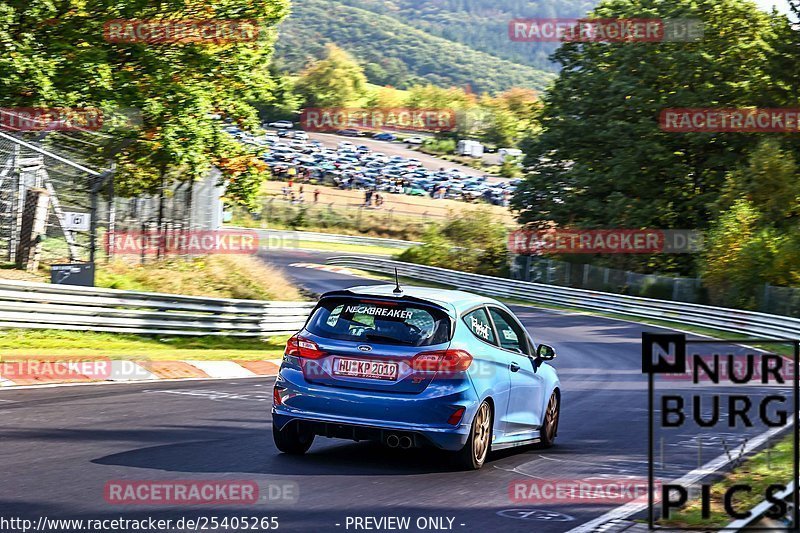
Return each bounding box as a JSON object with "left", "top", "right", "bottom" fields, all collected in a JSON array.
[{"left": 536, "top": 344, "right": 557, "bottom": 361}]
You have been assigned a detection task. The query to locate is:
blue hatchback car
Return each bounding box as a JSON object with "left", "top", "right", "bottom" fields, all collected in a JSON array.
[{"left": 272, "top": 284, "right": 561, "bottom": 469}]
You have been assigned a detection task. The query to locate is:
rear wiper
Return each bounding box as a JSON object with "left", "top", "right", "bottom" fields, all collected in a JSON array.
[{"left": 364, "top": 333, "right": 414, "bottom": 345}]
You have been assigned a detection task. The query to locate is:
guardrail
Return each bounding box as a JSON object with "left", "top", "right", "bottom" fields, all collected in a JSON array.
[
  {"left": 326, "top": 256, "right": 800, "bottom": 339},
  {"left": 0, "top": 279, "right": 315, "bottom": 337}
]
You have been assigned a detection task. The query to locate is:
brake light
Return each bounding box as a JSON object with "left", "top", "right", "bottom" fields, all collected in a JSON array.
[
  {"left": 286, "top": 334, "right": 326, "bottom": 359},
  {"left": 411, "top": 349, "right": 473, "bottom": 372},
  {"left": 273, "top": 386, "right": 284, "bottom": 406}
]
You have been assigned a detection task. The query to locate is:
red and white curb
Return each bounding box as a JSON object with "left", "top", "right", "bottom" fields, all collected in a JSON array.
[{"left": 0, "top": 359, "right": 284, "bottom": 388}]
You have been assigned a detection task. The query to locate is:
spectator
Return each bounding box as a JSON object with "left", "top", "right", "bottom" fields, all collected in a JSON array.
[
  {"left": 314, "top": 189, "right": 321, "bottom": 203},
  {"left": 364, "top": 189, "right": 373, "bottom": 207}
]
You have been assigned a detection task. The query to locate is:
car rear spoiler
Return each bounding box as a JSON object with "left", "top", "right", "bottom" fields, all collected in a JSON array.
[{"left": 317, "top": 289, "right": 455, "bottom": 317}]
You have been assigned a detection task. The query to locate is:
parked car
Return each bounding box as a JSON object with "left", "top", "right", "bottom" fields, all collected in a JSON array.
[
  {"left": 272, "top": 285, "right": 561, "bottom": 470},
  {"left": 404, "top": 136, "right": 424, "bottom": 145},
  {"left": 337, "top": 128, "right": 365, "bottom": 137},
  {"left": 373, "top": 132, "right": 397, "bottom": 141},
  {"left": 268, "top": 120, "right": 294, "bottom": 129}
]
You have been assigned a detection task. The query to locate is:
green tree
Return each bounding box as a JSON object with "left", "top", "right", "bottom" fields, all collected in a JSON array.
[
  {"left": 295, "top": 44, "right": 368, "bottom": 107},
  {"left": 718, "top": 139, "right": 800, "bottom": 227},
  {"left": 257, "top": 64, "right": 304, "bottom": 122},
  {"left": 703, "top": 139, "right": 800, "bottom": 308},
  {"left": 512, "top": 0, "right": 784, "bottom": 274},
  {"left": 702, "top": 200, "right": 784, "bottom": 308},
  {"left": 0, "top": 0, "right": 290, "bottom": 202}
]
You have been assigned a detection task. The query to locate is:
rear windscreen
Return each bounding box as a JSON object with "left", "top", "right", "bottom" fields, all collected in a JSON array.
[{"left": 306, "top": 297, "right": 451, "bottom": 347}]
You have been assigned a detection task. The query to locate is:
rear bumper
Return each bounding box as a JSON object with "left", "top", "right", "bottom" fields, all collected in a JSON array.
[
  {"left": 272, "top": 414, "right": 469, "bottom": 450},
  {"left": 272, "top": 366, "right": 479, "bottom": 451}
]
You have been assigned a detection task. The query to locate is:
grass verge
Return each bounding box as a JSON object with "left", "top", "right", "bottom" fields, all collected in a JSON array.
[
  {"left": 0, "top": 330, "right": 291, "bottom": 361},
  {"left": 289, "top": 240, "right": 403, "bottom": 256},
  {"left": 660, "top": 434, "right": 793, "bottom": 529},
  {"left": 96, "top": 255, "right": 304, "bottom": 301}
]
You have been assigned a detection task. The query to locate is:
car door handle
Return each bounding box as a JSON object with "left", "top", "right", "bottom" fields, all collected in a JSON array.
[{"left": 510, "top": 362, "right": 520, "bottom": 372}]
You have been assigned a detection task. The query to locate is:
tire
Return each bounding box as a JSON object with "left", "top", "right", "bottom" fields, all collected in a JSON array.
[
  {"left": 453, "top": 401, "right": 492, "bottom": 470},
  {"left": 273, "top": 422, "right": 315, "bottom": 455},
  {"left": 539, "top": 392, "right": 560, "bottom": 448}
]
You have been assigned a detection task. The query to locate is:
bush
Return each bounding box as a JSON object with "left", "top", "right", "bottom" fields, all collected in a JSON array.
[
  {"left": 421, "top": 138, "right": 456, "bottom": 155},
  {"left": 398, "top": 209, "right": 509, "bottom": 276},
  {"left": 701, "top": 200, "right": 782, "bottom": 309}
]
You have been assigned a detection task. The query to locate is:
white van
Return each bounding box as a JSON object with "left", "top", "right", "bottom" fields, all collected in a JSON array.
[{"left": 457, "top": 140, "right": 484, "bottom": 157}]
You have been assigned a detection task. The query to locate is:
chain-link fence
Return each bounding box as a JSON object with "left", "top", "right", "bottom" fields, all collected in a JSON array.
[
  {"left": 0, "top": 130, "right": 100, "bottom": 268},
  {"left": 511, "top": 254, "right": 800, "bottom": 317},
  {"left": 0, "top": 128, "right": 225, "bottom": 274},
  {"left": 510, "top": 255, "right": 704, "bottom": 303},
  {"left": 760, "top": 284, "right": 800, "bottom": 318}
]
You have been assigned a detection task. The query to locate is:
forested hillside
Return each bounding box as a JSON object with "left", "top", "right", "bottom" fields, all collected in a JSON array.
[{"left": 274, "top": 0, "right": 585, "bottom": 93}]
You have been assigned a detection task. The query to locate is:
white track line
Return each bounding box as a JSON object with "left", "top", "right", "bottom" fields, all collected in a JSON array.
[{"left": 564, "top": 422, "right": 792, "bottom": 533}]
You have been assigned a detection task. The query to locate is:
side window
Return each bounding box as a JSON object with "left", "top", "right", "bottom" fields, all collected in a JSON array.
[
  {"left": 488, "top": 308, "right": 528, "bottom": 354},
  {"left": 462, "top": 308, "right": 496, "bottom": 345}
]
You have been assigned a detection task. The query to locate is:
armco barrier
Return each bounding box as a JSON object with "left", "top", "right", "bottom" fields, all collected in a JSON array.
[
  {"left": 0, "top": 279, "right": 315, "bottom": 336},
  {"left": 326, "top": 256, "right": 800, "bottom": 339}
]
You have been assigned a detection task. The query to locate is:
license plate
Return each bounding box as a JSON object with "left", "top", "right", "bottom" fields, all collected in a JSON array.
[{"left": 333, "top": 357, "right": 398, "bottom": 381}]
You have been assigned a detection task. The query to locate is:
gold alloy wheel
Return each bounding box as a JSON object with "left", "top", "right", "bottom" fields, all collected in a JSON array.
[
  {"left": 473, "top": 402, "right": 491, "bottom": 463},
  {"left": 545, "top": 394, "right": 559, "bottom": 442}
]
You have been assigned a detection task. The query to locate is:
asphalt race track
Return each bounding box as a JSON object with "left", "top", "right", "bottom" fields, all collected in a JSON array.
[{"left": 0, "top": 249, "right": 792, "bottom": 532}]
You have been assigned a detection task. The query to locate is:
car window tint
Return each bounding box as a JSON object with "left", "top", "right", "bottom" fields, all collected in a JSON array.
[
  {"left": 488, "top": 308, "right": 527, "bottom": 354},
  {"left": 307, "top": 297, "right": 451, "bottom": 346},
  {"left": 463, "top": 308, "right": 496, "bottom": 345}
]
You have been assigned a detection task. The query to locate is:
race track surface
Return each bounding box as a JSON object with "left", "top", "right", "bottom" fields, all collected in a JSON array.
[{"left": 0, "top": 249, "right": 790, "bottom": 532}]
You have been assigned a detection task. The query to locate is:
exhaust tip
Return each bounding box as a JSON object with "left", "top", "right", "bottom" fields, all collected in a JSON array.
[
  {"left": 399, "top": 436, "right": 413, "bottom": 449},
  {"left": 386, "top": 434, "right": 400, "bottom": 448}
]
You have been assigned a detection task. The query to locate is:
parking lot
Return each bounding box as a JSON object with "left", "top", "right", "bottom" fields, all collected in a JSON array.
[{"left": 224, "top": 125, "right": 517, "bottom": 208}]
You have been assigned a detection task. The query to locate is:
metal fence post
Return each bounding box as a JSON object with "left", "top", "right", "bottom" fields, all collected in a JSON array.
[{"left": 525, "top": 254, "right": 532, "bottom": 282}]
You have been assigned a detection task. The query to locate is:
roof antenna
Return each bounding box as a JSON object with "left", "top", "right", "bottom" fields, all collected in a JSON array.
[{"left": 393, "top": 268, "right": 403, "bottom": 295}]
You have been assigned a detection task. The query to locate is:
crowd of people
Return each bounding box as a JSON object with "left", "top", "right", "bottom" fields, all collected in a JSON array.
[{"left": 281, "top": 180, "right": 321, "bottom": 205}]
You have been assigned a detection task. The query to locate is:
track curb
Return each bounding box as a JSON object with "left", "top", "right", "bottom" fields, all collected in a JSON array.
[{"left": 0, "top": 358, "right": 283, "bottom": 388}]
